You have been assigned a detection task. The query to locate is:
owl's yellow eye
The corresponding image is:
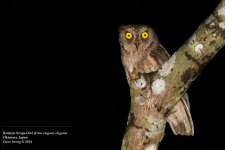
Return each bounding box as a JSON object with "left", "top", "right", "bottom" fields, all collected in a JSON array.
[
  {"left": 142, "top": 32, "right": 149, "bottom": 39},
  {"left": 125, "top": 32, "right": 133, "bottom": 40}
]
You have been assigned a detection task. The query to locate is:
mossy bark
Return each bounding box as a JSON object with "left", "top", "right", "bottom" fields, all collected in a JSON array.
[{"left": 121, "top": 1, "right": 225, "bottom": 150}]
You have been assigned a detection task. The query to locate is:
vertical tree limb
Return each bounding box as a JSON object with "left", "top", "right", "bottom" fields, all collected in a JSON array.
[{"left": 121, "top": 0, "right": 225, "bottom": 150}]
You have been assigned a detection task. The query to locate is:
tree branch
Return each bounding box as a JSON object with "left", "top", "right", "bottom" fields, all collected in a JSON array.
[{"left": 121, "top": 0, "right": 225, "bottom": 150}]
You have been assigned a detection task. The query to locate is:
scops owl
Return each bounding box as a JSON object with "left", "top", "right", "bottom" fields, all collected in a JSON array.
[{"left": 119, "top": 25, "right": 194, "bottom": 136}]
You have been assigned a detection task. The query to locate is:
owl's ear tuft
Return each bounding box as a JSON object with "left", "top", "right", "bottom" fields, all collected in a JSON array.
[{"left": 118, "top": 25, "right": 126, "bottom": 32}]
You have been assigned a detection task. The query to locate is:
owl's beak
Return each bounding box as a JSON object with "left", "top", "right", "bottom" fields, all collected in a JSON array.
[{"left": 135, "top": 42, "right": 139, "bottom": 49}]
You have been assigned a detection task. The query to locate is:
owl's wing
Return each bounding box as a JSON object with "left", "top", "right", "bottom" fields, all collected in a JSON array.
[
  {"left": 166, "top": 93, "right": 194, "bottom": 136},
  {"left": 149, "top": 43, "right": 171, "bottom": 67},
  {"left": 124, "top": 69, "right": 131, "bottom": 85}
]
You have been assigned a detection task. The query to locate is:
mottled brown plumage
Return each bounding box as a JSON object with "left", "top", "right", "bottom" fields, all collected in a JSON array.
[
  {"left": 119, "top": 25, "right": 194, "bottom": 136},
  {"left": 119, "top": 25, "right": 170, "bottom": 81}
]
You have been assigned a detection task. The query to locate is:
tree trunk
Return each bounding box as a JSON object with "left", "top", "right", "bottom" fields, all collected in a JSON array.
[{"left": 121, "top": 0, "right": 225, "bottom": 149}]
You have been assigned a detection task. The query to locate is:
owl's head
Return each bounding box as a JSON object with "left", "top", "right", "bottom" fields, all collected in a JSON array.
[
  {"left": 118, "top": 25, "right": 160, "bottom": 78},
  {"left": 118, "top": 25, "right": 158, "bottom": 54}
]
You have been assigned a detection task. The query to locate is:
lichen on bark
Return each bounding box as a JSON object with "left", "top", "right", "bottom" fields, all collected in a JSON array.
[{"left": 121, "top": 0, "right": 225, "bottom": 150}]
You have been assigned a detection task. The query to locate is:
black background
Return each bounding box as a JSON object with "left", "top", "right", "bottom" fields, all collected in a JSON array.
[{"left": 5, "top": 0, "right": 225, "bottom": 149}]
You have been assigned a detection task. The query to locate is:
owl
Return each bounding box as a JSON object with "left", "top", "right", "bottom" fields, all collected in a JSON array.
[{"left": 118, "top": 25, "right": 194, "bottom": 136}]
